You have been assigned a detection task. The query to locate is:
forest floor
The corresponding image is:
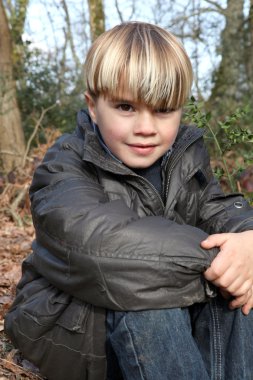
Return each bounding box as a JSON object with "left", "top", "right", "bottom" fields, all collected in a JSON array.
[
  {"left": 0, "top": 138, "right": 252, "bottom": 378},
  {"left": 0, "top": 220, "right": 44, "bottom": 379}
]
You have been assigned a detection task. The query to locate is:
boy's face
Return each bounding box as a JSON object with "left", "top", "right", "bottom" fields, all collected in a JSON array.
[{"left": 85, "top": 92, "right": 182, "bottom": 169}]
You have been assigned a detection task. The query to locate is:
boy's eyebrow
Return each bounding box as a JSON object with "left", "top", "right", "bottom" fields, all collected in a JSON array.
[
  {"left": 108, "top": 97, "right": 173, "bottom": 111},
  {"left": 108, "top": 97, "right": 137, "bottom": 104}
]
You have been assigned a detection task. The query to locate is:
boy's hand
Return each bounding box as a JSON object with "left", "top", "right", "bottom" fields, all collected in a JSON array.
[
  {"left": 231, "top": 286, "right": 253, "bottom": 315},
  {"left": 201, "top": 231, "right": 253, "bottom": 313},
  {"left": 241, "top": 286, "right": 253, "bottom": 315},
  {"left": 218, "top": 288, "right": 253, "bottom": 315}
]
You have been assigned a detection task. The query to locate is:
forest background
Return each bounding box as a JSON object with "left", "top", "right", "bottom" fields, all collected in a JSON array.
[{"left": 0, "top": 0, "right": 253, "bottom": 378}]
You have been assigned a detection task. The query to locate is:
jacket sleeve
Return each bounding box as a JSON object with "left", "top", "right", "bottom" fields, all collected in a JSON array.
[{"left": 29, "top": 134, "right": 218, "bottom": 311}]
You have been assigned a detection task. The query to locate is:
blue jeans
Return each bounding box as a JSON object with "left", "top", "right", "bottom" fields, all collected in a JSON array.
[{"left": 106, "top": 296, "right": 253, "bottom": 380}]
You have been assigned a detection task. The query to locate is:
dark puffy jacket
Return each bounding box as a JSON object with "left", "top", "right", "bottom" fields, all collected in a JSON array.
[{"left": 5, "top": 110, "right": 253, "bottom": 380}]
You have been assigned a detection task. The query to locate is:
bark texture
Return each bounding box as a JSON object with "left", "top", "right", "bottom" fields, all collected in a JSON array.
[
  {"left": 209, "top": 0, "right": 245, "bottom": 114},
  {"left": 0, "top": 0, "right": 25, "bottom": 172},
  {"left": 87, "top": 0, "right": 105, "bottom": 42},
  {"left": 245, "top": 0, "right": 253, "bottom": 94}
]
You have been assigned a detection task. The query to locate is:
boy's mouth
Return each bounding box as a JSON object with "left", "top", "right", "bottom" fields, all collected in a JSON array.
[{"left": 127, "top": 143, "right": 157, "bottom": 155}]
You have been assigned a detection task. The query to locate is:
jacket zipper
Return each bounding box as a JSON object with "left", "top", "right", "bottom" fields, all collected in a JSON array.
[
  {"left": 164, "top": 132, "right": 203, "bottom": 201},
  {"left": 138, "top": 176, "right": 165, "bottom": 210},
  {"left": 131, "top": 132, "right": 202, "bottom": 211}
]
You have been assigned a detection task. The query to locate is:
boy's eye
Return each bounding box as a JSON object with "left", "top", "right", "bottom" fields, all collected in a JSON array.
[
  {"left": 117, "top": 103, "right": 134, "bottom": 112},
  {"left": 155, "top": 108, "right": 175, "bottom": 114}
]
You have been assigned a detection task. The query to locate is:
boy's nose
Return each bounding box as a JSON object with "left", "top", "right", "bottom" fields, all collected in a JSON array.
[{"left": 134, "top": 111, "right": 156, "bottom": 135}]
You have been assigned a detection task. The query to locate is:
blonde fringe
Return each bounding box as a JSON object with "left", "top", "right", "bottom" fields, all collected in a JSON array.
[{"left": 84, "top": 22, "right": 193, "bottom": 110}]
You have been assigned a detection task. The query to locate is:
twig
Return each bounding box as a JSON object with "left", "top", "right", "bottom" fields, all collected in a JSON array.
[
  {"left": 0, "top": 150, "right": 22, "bottom": 156},
  {"left": 0, "top": 357, "right": 44, "bottom": 379},
  {"left": 11, "top": 184, "right": 29, "bottom": 210},
  {"left": 0, "top": 183, "right": 11, "bottom": 199},
  {"left": 237, "top": 180, "right": 242, "bottom": 193},
  {"left": 22, "top": 102, "right": 58, "bottom": 168},
  {"left": 205, "top": 124, "right": 235, "bottom": 192},
  {"left": 7, "top": 184, "right": 29, "bottom": 227},
  {"left": 204, "top": 0, "right": 225, "bottom": 13},
  {"left": 114, "top": 0, "right": 124, "bottom": 22}
]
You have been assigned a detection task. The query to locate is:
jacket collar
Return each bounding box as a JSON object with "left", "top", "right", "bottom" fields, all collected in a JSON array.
[{"left": 77, "top": 109, "right": 132, "bottom": 175}]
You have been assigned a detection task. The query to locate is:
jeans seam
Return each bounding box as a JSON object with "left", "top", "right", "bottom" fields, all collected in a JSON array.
[
  {"left": 210, "top": 300, "right": 222, "bottom": 380},
  {"left": 123, "top": 317, "right": 146, "bottom": 380}
]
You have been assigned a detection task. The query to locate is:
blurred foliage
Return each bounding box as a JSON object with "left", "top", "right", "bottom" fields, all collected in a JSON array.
[
  {"left": 16, "top": 40, "right": 84, "bottom": 144},
  {"left": 184, "top": 96, "right": 253, "bottom": 194}
]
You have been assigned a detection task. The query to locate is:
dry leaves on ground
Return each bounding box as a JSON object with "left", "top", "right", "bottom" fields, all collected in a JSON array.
[{"left": 0, "top": 220, "right": 40, "bottom": 379}]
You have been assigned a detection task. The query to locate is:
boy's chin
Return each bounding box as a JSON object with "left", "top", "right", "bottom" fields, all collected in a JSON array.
[{"left": 125, "top": 158, "right": 161, "bottom": 169}]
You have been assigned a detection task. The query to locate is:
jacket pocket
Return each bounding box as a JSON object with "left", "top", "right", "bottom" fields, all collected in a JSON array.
[
  {"left": 56, "top": 297, "right": 91, "bottom": 333},
  {"left": 20, "top": 284, "right": 71, "bottom": 330},
  {"left": 4, "top": 276, "right": 106, "bottom": 380},
  {"left": 6, "top": 281, "right": 71, "bottom": 342},
  {"left": 6, "top": 280, "right": 90, "bottom": 339}
]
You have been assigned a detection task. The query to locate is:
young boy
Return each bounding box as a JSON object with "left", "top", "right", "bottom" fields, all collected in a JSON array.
[{"left": 4, "top": 22, "right": 253, "bottom": 380}]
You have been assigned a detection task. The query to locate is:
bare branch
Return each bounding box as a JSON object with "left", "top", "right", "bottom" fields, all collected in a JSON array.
[
  {"left": 204, "top": 0, "right": 225, "bottom": 13},
  {"left": 0, "top": 150, "right": 22, "bottom": 156},
  {"left": 129, "top": 0, "right": 137, "bottom": 21},
  {"left": 168, "top": 6, "right": 225, "bottom": 29},
  {"left": 114, "top": 0, "right": 124, "bottom": 23},
  {"left": 9, "top": 184, "right": 29, "bottom": 226},
  {"left": 22, "top": 102, "right": 58, "bottom": 168},
  {"left": 61, "top": 0, "right": 81, "bottom": 69},
  {"left": 40, "top": 0, "right": 59, "bottom": 53}
]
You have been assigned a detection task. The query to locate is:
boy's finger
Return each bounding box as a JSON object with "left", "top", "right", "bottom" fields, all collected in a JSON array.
[
  {"left": 204, "top": 251, "right": 231, "bottom": 281},
  {"left": 241, "top": 287, "right": 253, "bottom": 315},
  {"left": 201, "top": 233, "right": 230, "bottom": 249},
  {"left": 204, "top": 265, "right": 224, "bottom": 281},
  {"left": 242, "top": 302, "right": 253, "bottom": 316},
  {"left": 229, "top": 287, "right": 253, "bottom": 311},
  {"left": 229, "top": 293, "right": 249, "bottom": 310}
]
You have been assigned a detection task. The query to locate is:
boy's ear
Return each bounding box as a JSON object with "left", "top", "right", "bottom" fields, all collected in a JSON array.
[{"left": 84, "top": 92, "right": 97, "bottom": 123}]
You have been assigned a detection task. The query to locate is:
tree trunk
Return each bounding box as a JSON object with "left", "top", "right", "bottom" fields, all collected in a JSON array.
[
  {"left": 87, "top": 0, "right": 105, "bottom": 42},
  {"left": 208, "top": 0, "right": 245, "bottom": 115},
  {"left": 0, "top": 0, "right": 25, "bottom": 173},
  {"left": 8, "top": 0, "right": 29, "bottom": 79},
  {"left": 245, "top": 0, "right": 253, "bottom": 94}
]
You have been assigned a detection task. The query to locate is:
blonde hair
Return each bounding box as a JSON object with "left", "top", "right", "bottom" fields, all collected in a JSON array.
[{"left": 84, "top": 22, "right": 193, "bottom": 110}]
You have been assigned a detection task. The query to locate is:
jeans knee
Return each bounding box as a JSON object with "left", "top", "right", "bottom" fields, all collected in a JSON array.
[{"left": 107, "top": 308, "right": 191, "bottom": 338}]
